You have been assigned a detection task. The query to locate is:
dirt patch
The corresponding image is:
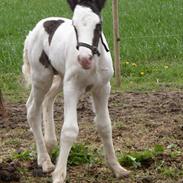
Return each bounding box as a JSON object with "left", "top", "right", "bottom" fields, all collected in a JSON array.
[
  {"left": 0, "top": 160, "right": 20, "bottom": 182},
  {"left": 0, "top": 91, "right": 183, "bottom": 182}
]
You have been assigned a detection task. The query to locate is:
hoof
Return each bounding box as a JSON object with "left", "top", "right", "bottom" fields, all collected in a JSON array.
[
  {"left": 53, "top": 181, "right": 64, "bottom": 183},
  {"left": 52, "top": 176, "right": 65, "bottom": 183},
  {"left": 52, "top": 170, "right": 65, "bottom": 183},
  {"left": 42, "top": 160, "right": 55, "bottom": 173},
  {"left": 114, "top": 167, "right": 131, "bottom": 178}
]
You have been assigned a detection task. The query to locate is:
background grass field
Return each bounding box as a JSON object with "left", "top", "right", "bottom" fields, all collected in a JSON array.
[
  {"left": 1, "top": 1, "right": 183, "bottom": 182},
  {"left": 0, "top": 0, "right": 183, "bottom": 101}
]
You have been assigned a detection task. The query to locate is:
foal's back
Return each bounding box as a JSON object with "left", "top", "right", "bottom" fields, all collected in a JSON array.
[{"left": 25, "top": 17, "right": 74, "bottom": 75}]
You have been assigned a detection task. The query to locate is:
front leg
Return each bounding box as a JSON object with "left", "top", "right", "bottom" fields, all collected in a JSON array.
[
  {"left": 92, "top": 83, "right": 130, "bottom": 178},
  {"left": 52, "top": 81, "right": 80, "bottom": 183}
]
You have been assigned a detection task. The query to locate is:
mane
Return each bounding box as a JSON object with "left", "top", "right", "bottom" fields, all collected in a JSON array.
[{"left": 78, "top": 1, "right": 100, "bottom": 15}]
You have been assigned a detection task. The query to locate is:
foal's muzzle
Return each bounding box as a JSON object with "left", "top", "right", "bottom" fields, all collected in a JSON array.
[{"left": 78, "top": 55, "right": 93, "bottom": 70}]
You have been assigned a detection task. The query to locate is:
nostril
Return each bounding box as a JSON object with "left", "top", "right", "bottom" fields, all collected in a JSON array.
[
  {"left": 89, "top": 55, "right": 93, "bottom": 60},
  {"left": 77, "top": 55, "right": 93, "bottom": 69}
]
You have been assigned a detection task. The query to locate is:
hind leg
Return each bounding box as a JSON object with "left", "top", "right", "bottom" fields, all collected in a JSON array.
[
  {"left": 26, "top": 92, "right": 33, "bottom": 130},
  {"left": 26, "top": 70, "right": 54, "bottom": 172},
  {"left": 43, "top": 75, "right": 62, "bottom": 153}
]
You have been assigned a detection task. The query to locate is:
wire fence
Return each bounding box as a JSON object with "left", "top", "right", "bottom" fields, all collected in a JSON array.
[
  {"left": 122, "top": 34, "right": 183, "bottom": 40},
  {"left": 103, "top": 0, "right": 183, "bottom": 62}
]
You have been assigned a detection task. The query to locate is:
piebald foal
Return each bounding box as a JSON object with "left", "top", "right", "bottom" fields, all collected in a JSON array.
[{"left": 22, "top": 0, "right": 130, "bottom": 182}]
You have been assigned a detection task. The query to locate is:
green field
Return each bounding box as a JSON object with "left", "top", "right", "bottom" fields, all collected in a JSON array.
[{"left": 0, "top": 0, "right": 183, "bottom": 101}]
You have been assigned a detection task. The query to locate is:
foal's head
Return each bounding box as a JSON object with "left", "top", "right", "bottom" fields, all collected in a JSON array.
[{"left": 67, "top": 0, "right": 106, "bottom": 70}]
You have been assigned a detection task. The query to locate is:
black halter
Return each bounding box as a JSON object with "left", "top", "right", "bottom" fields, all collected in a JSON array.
[{"left": 73, "top": 23, "right": 109, "bottom": 57}]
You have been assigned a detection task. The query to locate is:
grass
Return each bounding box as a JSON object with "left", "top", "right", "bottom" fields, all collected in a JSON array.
[
  {"left": 159, "top": 167, "right": 180, "bottom": 178},
  {"left": 51, "top": 143, "right": 95, "bottom": 166},
  {"left": 0, "top": 0, "right": 183, "bottom": 101},
  {"left": 119, "top": 0, "right": 183, "bottom": 62},
  {"left": 116, "top": 60, "right": 183, "bottom": 91},
  {"left": 10, "top": 143, "right": 183, "bottom": 180},
  {"left": 118, "top": 144, "right": 164, "bottom": 168},
  {"left": 12, "top": 149, "right": 34, "bottom": 161},
  {"left": 9, "top": 144, "right": 165, "bottom": 168},
  {"left": 10, "top": 143, "right": 95, "bottom": 165}
]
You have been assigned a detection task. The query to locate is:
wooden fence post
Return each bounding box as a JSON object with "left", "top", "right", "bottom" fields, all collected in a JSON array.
[
  {"left": 0, "top": 89, "right": 6, "bottom": 117},
  {"left": 112, "top": 0, "right": 121, "bottom": 87}
]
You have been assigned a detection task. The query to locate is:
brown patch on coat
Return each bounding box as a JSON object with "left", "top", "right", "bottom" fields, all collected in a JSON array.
[
  {"left": 43, "top": 20, "right": 64, "bottom": 45},
  {"left": 92, "top": 23, "right": 101, "bottom": 48},
  {"left": 39, "top": 50, "right": 58, "bottom": 74}
]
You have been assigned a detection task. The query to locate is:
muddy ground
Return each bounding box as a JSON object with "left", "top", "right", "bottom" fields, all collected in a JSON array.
[{"left": 0, "top": 91, "right": 183, "bottom": 183}]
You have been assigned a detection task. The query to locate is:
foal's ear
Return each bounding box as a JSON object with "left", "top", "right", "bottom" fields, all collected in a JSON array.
[
  {"left": 67, "top": 0, "right": 78, "bottom": 11},
  {"left": 94, "top": 0, "right": 106, "bottom": 11}
]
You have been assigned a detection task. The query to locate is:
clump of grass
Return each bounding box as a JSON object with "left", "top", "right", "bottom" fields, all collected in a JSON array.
[
  {"left": 17, "top": 167, "right": 29, "bottom": 175},
  {"left": 158, "top": 167, "right": 179, "bottom": 178},
  {"left": 51, "top": 143, "right": 95, "bottom": 166},
  {"left": 166, "top": 143, "right": 182, "bottom": 158},
  {"left": 153, "top": 144, "right": 165, "bottom": 155},
  {"left": 118, "top": 150, "right": 153, "bottom": 168},
  {"left": 68, "top": 144, "right": 94, "bottom": 166},
  {"left": 12, "top": 149, "right": 34, "bottom": 161},
  {"left": 118, "top": 144, "right": 164, "bottom": 168},
  {"left": 5, "top": 139, "right": 21, "bottom": 147}
]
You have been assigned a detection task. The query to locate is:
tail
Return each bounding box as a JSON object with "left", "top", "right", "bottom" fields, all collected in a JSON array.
[{"left": 22, "top": 33, "right": 31, "bottom": 87}]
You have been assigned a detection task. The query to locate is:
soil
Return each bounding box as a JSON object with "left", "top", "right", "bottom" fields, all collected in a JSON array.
[{"left": 0, "top": 91, "right": 183, "bottom": 183}]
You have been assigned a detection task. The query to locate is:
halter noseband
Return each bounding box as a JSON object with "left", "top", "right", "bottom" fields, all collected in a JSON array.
[
  {"left": 76, "top": 42, "right": 101, "bottom": 56},
  {"left": 73, "top": 23, "right": 109, "bottom": 57}
]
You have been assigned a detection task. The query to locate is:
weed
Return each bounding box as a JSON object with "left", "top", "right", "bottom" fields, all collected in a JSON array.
[
  {"left": 118, "top": 150, "right": 153, "bottom": 168},
  {"left": 153, "top": 144, "right": 164, "bottom": 155},
  {"left": 12, "top": 150, "right": 34, "bottom": 161},
  {"left": 118, "top": 144, "right": 164, "bottom": 168},
  {"left": 51, "top": 143, "right": 95, "bottom": 166},
  {"left": 159, "top": 166, "right": 178, "bottom": 178},
  {"left": 5, "top": 139, "right": 21, "bottom": 147},
  {"left": 170, "top": 151, "right": 182, "bottom": 158},
  {"left": 68, "top": 144, "right": 94, "bottom": 166},
  {"left": 17, "top": 167, "right": 29, "bottom": 175},
  {"left": 167, "top": 143, "right": 177, "bottom": 149}
]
